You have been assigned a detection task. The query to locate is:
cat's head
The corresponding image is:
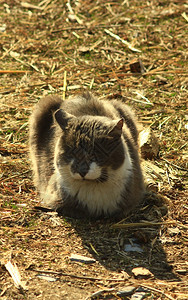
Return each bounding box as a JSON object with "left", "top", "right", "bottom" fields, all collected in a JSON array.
[{"left": 54, "top": 109, "right": 125, "bottom": 182}]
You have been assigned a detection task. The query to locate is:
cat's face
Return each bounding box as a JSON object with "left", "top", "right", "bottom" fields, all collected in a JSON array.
[{"left": 54, "top": 109, "right": 125, "bottom": 182}]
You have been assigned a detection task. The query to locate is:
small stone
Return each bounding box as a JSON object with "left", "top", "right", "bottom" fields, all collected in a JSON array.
[
  {"left": 124, "top": 239, "right": 143, "bottom": 253},
  {"left": 131, "top": 292, "right": 146, "bottom": 300},
  {"left": 132, "top": 267, "right": 153, "bottom": 279},
  {"left": 117, "top": 286, "right": 136, "bottom": 296}
]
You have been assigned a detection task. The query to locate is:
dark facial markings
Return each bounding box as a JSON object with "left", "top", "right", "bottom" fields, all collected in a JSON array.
[{"left": 59, "top": 120, "right": 124, "bottom": 176}]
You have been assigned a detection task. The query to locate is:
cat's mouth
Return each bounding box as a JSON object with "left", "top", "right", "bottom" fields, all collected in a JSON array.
[
  {"left": 71, "top": 172, "right": 99, "bottom": 181},
  {"left": 82, "top": 177, "right": 96, "bottom": 182},
  {"left": 70, "top": 161, "right": 102, "bottom": 181},
  {"left": 71, "top": 170, "right": 108, "bottom": 183}
]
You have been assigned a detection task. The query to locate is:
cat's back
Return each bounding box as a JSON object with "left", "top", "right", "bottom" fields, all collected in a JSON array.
[
  {"left": 30, "top": 91, "right": 135, "bottom": 121},
  {"left": 59, "top": 92, "right": 137, "bottom": 128},
  {"left": 60, "top": 91, "right": 115, "bottom": 118},
  {"left": 30, "top": 91, "right": 138, "bottom": 146}
]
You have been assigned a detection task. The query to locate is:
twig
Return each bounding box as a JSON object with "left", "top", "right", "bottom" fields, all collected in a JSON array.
[
  {"left": 21, "top": 2, "right": 43, "bottom": 10},
  {"left": 89, "top": 243, "right": 99, "bottom": 256},
  {"left": 89, "top": 78, "right": 94, "bottom": 89},
  {"left": 162, "top": 158, "right": 188, "bottom": 172},
  {"left": 9, "top": 52, "right": 39, "bottom": 72},
  {"left": 4, "top": 261, "right": 28, "bottom": 290},
  {"left": 51, "top": 24, "right": 122, "bottom": 33},
  {"left": 66, "top": 0, "right": 74, "bottom": 14},
  {"left": 1, "top": 40, "right": 20, "bottom": 59},
  {"left": 85, "top": 288, "right": 115, "bottom": 300},
  {"left": 127, "top": 97, "right": 154, "bottom": 106},
  {"left": 0, "top": 170, "right": 30, "bottom": 183},
  {"left": 149, "top": 236, "right": 157, "bottom": 265},
  {"left": 104, "top": 29, "right": 141, "bottom": 53},
  {"left": 66, "top": 0, "right": 83, "bottom": 24},
  {"left": 33, "top": 269, "right": 125, "bottom": 282},
  {"left": 38, "top": 0, "right": 52, "bottom": 9},
  {"left": 140, "top": 284, "right": 176, "bottom": 300},
  {"left": 0, "top": 285, "right": 12, "bottom": 297},
  {"left": 0, "top": 70, "right": 30, "bottom": 74},
  {"left": 159, "top": 116, "right": 172, "bottom": 130},
  {"left": 63, "top": 70, "right": 67, "bottom": 100},
  {"left": 112, "top": 220, "right": 188, "bottom": 230},
  {"left": 0, "top": 88, "right": 16, "bottom": 94},
  {"left": 134, "top": 91, "right": 153, "bottom": 105},
  {"left": 175, "top": 222, "right": 188, "bottom": 230},
  {"left": 165, "top": 165, "right": 172, "bottom": 187},
  {"left": 181, "top": 12, "right": 188, "bottom": 22},
  {"left": 111, "top": 221, "right": 175, "bottom": 229}
]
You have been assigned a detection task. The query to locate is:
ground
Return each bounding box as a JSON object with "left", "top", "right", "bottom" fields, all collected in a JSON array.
[{"left": 0, "top": 0, "right": 188, "bottom": 299}]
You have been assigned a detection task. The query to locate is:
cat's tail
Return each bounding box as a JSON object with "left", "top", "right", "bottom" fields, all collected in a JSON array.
[
  {"left": 29, "top": 95, "right": 63, "bottom": 141},
  {"left": 29, "top": 95, "right": 63, "bottom": 188}
]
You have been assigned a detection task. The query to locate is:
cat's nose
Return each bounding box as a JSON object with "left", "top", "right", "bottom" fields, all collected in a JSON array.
[
  {"left": 79, "top": 170, "right": 87, "bottom": 178},
  {"left": 71, "top": 161, "right": 89, "bottom": 178},
  {"left": 78, "top": 163, "right": 89, "bottom": 178}
]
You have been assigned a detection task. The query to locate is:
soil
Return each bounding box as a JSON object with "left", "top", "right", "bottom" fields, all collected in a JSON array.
[{"left": 0, "top": 1, "right": 187, "bottom": 299}]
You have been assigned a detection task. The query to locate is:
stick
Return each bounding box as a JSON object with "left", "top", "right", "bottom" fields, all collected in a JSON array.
[
  {"left": 134, "top": 91, "right": 152, "bottom": 104},
  {"left": 104, "top": 29, "right": 141, "bottom": 53},
  {"left": 140, "top": 284, "right": 176, "bottom": 300},
  {"left": 63, "top": 70, "right": 67, "bottom": 100},
  {"left": 162, "top": 158, "right": 188, "bottom": 172},
  {"left": 89, "top": 78, "right": 94, "bottom": 89},
  {"left": 89, "top": 243, "right": 99, "bottom": 256},
  {"left": 129, "top": 97, "right": 154, "bottom": 106},
  {"left": 5, "top": 261, "right": 28, "bottom": 290},
  {"left": 66, "top": 0, "right": 83, "bottom": 24},
  {"left": 51, "top": 24, "right": 122, "bottom": 33},
  {"left": 181, "top": 12, "right": 188, "bottom": 22},
  {"left": 21, "top": 2, "right": 43, "bottom": 10},
  {"left": 111, "top": 221, "right": 175, "bottom": 229},
  {"left": 0, "top": 170, "right": 30, "bottom": 183},
  {"left": 9, "top": 53, "right": 39, "bottom": 72},
  {"left": 33, "top": 269, "right": 125, "bottom": 282},
  {"left": 85, "top": 288, "right": 115, "bottom": 300},
  {"left": 0, "top": 70, "right": 30, "bottom": 74}
]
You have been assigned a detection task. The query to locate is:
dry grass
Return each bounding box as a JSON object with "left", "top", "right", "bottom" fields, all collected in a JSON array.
[{"left": 0, "top": 0, "right": 187, "bottom": 299}]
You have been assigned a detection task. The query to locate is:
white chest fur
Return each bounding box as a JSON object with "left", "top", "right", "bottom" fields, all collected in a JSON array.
[{"left": 57, "top": 147, "right": 133, "bottom": 215}]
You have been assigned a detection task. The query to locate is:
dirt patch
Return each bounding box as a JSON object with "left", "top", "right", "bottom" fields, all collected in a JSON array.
[{"left": 0, "top": 0, "right": 187, "bottom": 299}]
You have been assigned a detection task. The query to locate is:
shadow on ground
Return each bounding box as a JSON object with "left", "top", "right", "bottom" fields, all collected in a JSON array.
[{"left": 60, "top": 192, "right": 180, "bottom": 282}]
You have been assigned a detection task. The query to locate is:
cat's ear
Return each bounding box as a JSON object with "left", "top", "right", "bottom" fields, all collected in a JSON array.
[
  {"left": 82, "top": 90, "right": 94, "bottom": 101},
  {"left": 109, "top": 119, "right": 124, "bottom": 137},
  {"left": 54, "top": 109, "right": 74, "bottom": 130}
]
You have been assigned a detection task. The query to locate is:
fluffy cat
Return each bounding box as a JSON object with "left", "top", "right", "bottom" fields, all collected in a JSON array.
[{"left": 29, "top": 92, "right": 144, "bottom": 218}]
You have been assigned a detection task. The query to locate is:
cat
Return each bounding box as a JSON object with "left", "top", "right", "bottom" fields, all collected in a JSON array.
[{"left": 29, "top": 91, "right": 144, "bottom": 219}]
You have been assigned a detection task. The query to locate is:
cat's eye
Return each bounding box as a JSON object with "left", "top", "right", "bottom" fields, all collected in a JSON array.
[{"left": 70, "top": 147, "right": 86, "bottom": 162}]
